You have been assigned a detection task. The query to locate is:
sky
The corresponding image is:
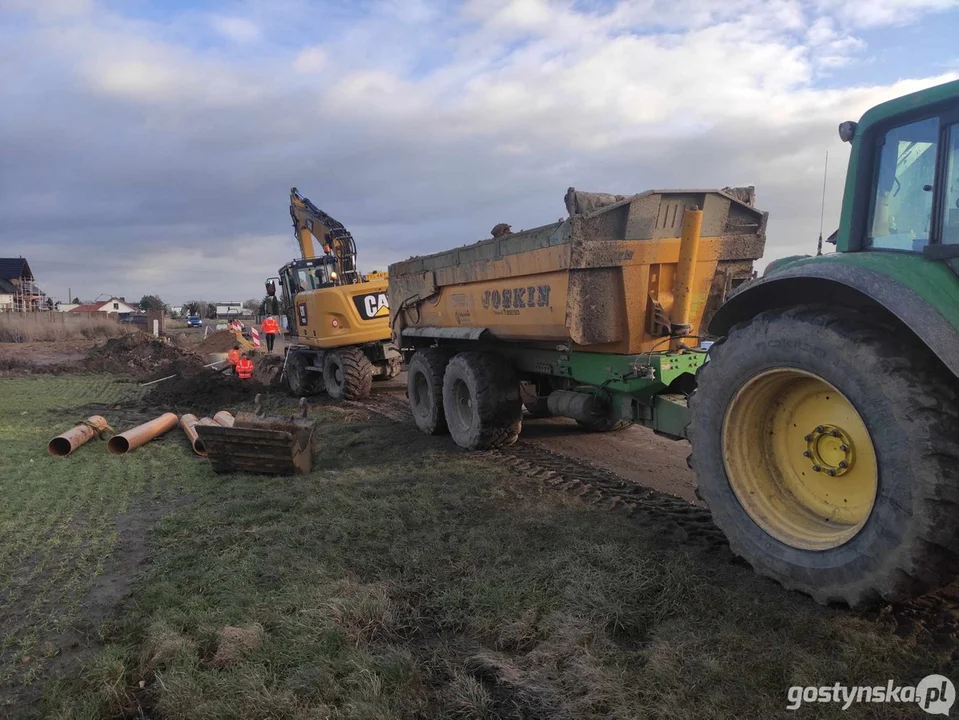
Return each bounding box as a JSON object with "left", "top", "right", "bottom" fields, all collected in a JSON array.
[{"left": 2, "top": 0, "right": 959, "bottom": 305}]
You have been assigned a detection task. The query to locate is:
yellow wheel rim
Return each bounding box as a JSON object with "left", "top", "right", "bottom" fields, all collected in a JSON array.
[{"left": 722, "top": 369, "right": 878, "bottom": 551}]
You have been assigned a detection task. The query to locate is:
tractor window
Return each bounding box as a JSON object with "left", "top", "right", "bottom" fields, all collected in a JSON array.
[
  {"left": 940, "top": 124, "right": 959, "bottom": 245},
  {"left": 866, "top": 116, "right": 939, "bottom": 251}
]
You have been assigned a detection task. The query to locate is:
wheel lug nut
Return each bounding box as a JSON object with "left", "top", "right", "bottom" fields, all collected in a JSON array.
[
  {"left": 802, "top": 450, "right": 811, "bottom": 458},
  {"left": 804, "top": 434, "right": 813, "bottom": 442},
  {"left": 826, "top": 469, "right": 836, "bottom": 477},
  {"left": 840, "top": 444, "right": 849, "bottom": 452},
  {"left": 838, "top": 461, "right": 848, "bottom": 469},
  {"left": 815, "top": 426, "right": 824, "bottom": 433},
  {"left": 812, "top": 465, "right": 822, "bottom": 472}
]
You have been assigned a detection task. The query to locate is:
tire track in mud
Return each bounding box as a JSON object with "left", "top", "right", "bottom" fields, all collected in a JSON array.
[{"left": 350, "top": 390, "right": 959, "bottom": 646}]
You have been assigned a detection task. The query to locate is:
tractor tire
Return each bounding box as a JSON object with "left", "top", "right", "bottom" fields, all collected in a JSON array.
[
  {"left": 442, "top": 352, "right": 522, "bottom": 450},
  {"left": 689, "top": 304, "right": 959, "bottom": 607},
  {"left": 323, "top": 347, "right": 374, "bottom": 401},
  {"left": 286, "top": 351, "right": 323, "bottom": 396},
  {"left": 407, "top": 348, "right": 452, "bottom": 435}
]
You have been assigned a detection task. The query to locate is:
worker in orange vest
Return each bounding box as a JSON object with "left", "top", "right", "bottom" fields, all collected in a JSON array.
[
  {"left": 236, "top": 355, "right": 254, "bottom": 380},
  {"left": 227, "top": 345, "right": 241, "bottom": 374},
  {"left": 261, "top": 315, "right": 280, "bottom": 353}
]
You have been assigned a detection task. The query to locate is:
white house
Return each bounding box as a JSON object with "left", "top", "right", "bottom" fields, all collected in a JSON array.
[{"left": 69, "top": 297, "right": 138, "bottom": 316}]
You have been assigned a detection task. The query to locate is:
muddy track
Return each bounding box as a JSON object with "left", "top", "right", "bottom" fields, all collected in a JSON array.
[{"left": 349, "top": 391, "right": 959, "bottom": 646}]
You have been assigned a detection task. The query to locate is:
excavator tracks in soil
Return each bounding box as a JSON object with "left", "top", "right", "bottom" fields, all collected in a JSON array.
[{"left": 346, "top": 392, "right": 959, "bottom": 650}]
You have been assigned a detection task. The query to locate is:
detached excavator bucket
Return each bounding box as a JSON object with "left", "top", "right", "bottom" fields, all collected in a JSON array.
[{"left": 195, "top": 396, "right": 316, "bottom": 475}]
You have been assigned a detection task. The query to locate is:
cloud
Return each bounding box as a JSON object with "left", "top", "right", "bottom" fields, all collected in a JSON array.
[
  {"left": 1, "top": 0, "right": 958, "bottom": 303},
  {"left": 209, "top": 15, "right": 262, "bottom": 44}
]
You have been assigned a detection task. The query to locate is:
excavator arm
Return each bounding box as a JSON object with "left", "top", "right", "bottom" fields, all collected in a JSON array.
[{"left": 289, "top": 187, "right": 360, "bottom": 285}]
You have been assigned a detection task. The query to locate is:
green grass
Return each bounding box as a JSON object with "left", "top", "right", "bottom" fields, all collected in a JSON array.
[{"left": 0, "top": 375, "right": 953, "bottom": 719}]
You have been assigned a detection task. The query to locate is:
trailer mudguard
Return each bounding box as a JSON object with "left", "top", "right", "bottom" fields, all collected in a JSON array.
[{"left": 709, "top": 254, "right": 959, "bottom": 379}]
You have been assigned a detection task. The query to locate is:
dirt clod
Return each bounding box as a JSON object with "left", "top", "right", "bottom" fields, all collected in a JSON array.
[
  {"left": 210, "top": 626, "right": 263, "bottom": 668},
  {"left": 251, "top": 354, "right": 284, "bottom": 387}
]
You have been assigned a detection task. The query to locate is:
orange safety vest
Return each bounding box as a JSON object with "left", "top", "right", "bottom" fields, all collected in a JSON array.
[
  {"left": 227, "top": 349, "right": 240, "bottom": 366},
  {"left": 262, "top": 317, "right": 280, "bottom": 334},
  {"left": 236, "top": 358, "right": 254, "bottom": 379}
]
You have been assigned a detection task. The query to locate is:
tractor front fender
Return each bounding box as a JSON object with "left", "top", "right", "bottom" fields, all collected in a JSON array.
[{"left": 709, "top": 259, "right": 959, "bottom": 378}]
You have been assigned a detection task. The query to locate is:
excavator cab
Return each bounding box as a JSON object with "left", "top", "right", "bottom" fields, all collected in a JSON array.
[{"left": 270, "top": 256, "right": 339, "bottom": 333}]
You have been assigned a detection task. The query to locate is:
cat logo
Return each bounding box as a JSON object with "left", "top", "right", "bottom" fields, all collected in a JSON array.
[{"left": 353, "top": 292, "right": 389, "bottom": 320}]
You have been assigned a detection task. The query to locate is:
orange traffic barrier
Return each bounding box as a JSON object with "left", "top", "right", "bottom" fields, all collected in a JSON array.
[
  {"left": 213, "top": 411, "right": 235, "bottom": 427},
  {"left": 48, "top": 416, "right": 111, "bottom": 457},
  {"left": 107, "top": 413, "right": 178, "bottom": 455}
]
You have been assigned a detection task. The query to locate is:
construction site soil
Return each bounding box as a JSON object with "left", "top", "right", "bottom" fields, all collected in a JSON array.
[
  {"left": 196, "top": 330, "right": 253, "bottom": 353},
  {"left": 79, "top": 334, "right": 203, "bottom": 380},
  {"left": 142, "top": 368, "right": 268, "bottom": 414}
]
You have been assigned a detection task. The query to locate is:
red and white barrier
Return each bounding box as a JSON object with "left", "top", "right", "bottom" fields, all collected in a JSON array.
[{"left": 251, "top": 326, "right": 261, "bottom": 348}]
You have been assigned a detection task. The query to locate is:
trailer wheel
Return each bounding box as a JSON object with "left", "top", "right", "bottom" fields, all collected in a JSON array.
[
  {"left": 323, "top": 347, "right": 374, "bottom": 401},
  {"left": 407, "top": 348, "right": 452, "bottom": 435},
  {"left": 443, "top": 352, "right": 522, "bottom": 450},
  {"left": 689, "top": 305, "right": 959, "bottom": 606},
  {"left": 286, "top": 352, "right": 323, "bottom": 396}
]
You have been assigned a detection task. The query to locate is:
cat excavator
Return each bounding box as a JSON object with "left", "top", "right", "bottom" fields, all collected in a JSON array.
[{"left": 265, "top": 188, "right": 400, "bottom": 400}]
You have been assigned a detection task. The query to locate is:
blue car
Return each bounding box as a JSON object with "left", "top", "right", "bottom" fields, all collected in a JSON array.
[{"left": 186, "top": 315, "right": 202, "bottom": 328}]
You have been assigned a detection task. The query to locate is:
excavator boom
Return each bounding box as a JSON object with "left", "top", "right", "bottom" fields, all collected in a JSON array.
[{"left": 289, "top": 187, "right": 360, "bottom": 285}]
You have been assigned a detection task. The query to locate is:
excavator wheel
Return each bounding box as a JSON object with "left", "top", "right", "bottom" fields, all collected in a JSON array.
[
  {"left": 286, "top": 351, "right": 323, "bottom": 397},
  {"left": 323, "top": 347, "right": 374, "bottom": 401},
  {"left": 442, "top": 351, "right": 522, "bottom": 450},
  {"left": 689, "top": 305, "right": 959, "bottom": 607}
]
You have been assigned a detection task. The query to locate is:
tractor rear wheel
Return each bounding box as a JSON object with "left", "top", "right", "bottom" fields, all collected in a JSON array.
[
  {"left": 442, "top": 352, "right": 522, "bottom": 450},
  {"left": 407, "top": 348, "right": 452, "bottom": 435},
  {"left": 286, "top": 351, "right": 323, "bottom": 396},
  {"left": 323, "top": 347, "right": 374, "bottom": 401},
  {"left": 689, "top": 305, "right": 959, "bottom": 606}
]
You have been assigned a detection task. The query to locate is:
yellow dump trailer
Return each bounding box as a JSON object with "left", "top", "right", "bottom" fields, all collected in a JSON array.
[
  {"left": 388, "top": 187, "right": 766, "bottom": 450},
  {"left": 390, "top": 188, "right": 765, "bottom": 352}
]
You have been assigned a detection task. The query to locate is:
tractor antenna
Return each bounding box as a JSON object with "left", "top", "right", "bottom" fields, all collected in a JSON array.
[{"left": 816, "top": 150, "right": 829, "bottom": 256}]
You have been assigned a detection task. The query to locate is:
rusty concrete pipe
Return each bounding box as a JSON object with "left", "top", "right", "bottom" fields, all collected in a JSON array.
[
  {"left": 179, "top": 414, "right": 208, "bottom": 457},
  {"left": 213, "top": 411, "right": 235, "bottom": 427},
  {"left": 48, "top": 415, "right": 110, "bottom": 457},
  {"left": 108, "top": 413, "right": 179, "bottom": 455}
]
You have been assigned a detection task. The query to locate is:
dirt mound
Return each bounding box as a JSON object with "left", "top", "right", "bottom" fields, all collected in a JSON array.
[
  {"left": 197, "top": 330, "right": 253, "bottom": 353},
  {"left": 80, "top": 333, "right": 202, "bottom": 379},
  {"left": 143, "top": 368, "right": 268, "bottom": 414},
  {"left": 251, "top": 354, "right": 285, "bottom": 387}
]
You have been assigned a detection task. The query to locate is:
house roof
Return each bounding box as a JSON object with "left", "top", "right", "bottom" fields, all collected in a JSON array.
[
  {"left": 70, "top": 304, "right": 104, "bottom": 313},
  {"left": 0, "top": 258, "right": 33, "bottom": 281},
  {"left": 0, "top": 278, "right": 16, "bottom": 294}
]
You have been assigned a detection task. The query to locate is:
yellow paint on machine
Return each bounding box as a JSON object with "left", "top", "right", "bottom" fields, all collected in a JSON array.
[
  {"left": 293, "top": 279, "right": 391, "bottom": 350},
  {"left": 405, "top": 237, "right": 723, "bottom": 354}
]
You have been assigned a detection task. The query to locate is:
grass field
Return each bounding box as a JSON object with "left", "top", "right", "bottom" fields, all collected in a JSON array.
[
  {"left": 0, "top": 315, "right": 127, "bottom": 343},
  {"left": 1, "top": 375, "right": 955, "bottom": 719}
]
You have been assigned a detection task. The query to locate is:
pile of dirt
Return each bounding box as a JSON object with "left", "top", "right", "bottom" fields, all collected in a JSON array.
[
  {"left": 80, "top": 333, "right": 203, "bottom": 379},
  {"left": 197, "top": 330, "right": 253, "bottom": 353},
  {"left": 251, "top": 354, "right": 285, "bottom": 387},
  {"left": 142, "top": 368, "right": 268, "bottom": 414}
]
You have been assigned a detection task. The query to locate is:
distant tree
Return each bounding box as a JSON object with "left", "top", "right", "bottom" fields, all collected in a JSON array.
[
  {"left": 71, "top": 296, "right": 80, "bottom": 304},
  {"left": 184, "top": 300, "right": 210, "bottom": 318},
  {"left": 139, "top": 295, "right": 164, "bottom": 312}
]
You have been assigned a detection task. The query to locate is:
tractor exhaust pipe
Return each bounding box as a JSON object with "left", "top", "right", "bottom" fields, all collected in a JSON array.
[
  {"left": 48, "top": 415, "right": 111, "bottom": 457},
  {"left": 546, "top": 390, "right": 607, "bottom": 424},
  {"left": 108, "top": 413, "right": 179, "bottom": 455}
]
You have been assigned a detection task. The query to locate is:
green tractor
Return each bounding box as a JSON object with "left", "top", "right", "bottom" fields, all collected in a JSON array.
[{"left": 690, "top": 79, "right": 959, "bottom": 606}]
